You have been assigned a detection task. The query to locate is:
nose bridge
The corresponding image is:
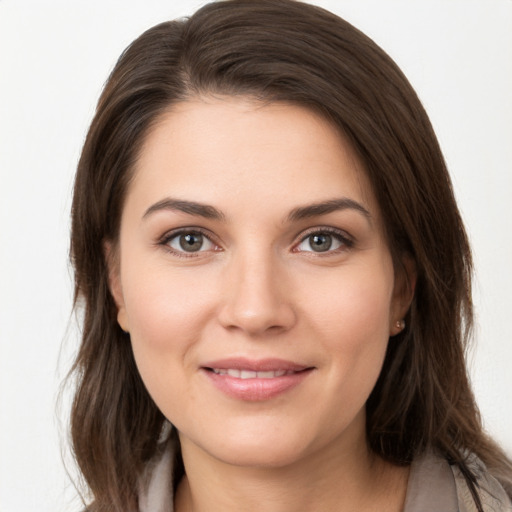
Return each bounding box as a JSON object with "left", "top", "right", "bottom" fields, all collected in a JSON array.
[{"left": 218, "top": 243, "right": 295, "bottom": 335}]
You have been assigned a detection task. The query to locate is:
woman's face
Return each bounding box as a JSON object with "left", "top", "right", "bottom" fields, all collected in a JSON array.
[{"left": 110, "top": 98, "right": 411, "bottom": 468}]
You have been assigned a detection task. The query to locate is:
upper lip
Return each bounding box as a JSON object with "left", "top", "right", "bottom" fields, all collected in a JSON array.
[{"left": 201, "top": 358, "right": 311, "bottom": 372}]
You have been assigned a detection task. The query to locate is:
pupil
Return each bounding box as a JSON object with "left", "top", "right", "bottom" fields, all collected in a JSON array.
[
  {"left": 310, "top": 234, "right": 332, "bottom": 252},
  {"left": 179, "top": 233, "right": 203, "bottom": 252}
]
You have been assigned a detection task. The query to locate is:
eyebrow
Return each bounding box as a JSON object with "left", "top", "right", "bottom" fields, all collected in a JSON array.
[
  {"left": 287, "top": 198, "right": 372, "bottom": 223},
  {"left": 142, "top": 197, "right": 371, "bottom": 224},
  {"left": 143, "top": 198, "right": 225, "bottom": 221}
]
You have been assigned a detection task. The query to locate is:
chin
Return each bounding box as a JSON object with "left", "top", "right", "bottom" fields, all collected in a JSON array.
[
  {"left": 178, "top": 417, "right": 332, "bottom": 470},
  {"left": 209, "top": 439, "right": 311, "bottom": 469}
]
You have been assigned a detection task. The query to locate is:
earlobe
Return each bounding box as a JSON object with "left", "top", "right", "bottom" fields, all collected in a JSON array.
[
  {"left": 390, "top": 255, "right": 417, "bottom": 336},
  {"left": 104, "top": 240, "right": 130, "bottom": 333},
  {"left": 117, "top": 309, "right": 130, "bottom": 334}
]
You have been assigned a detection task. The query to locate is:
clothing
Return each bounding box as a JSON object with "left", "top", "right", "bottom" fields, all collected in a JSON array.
[
  {"left": 139, "top": 438, "right": 512, "bottom": 512},
  {"left": 404, "top": 451, "right": 511, "bottom": 511}
]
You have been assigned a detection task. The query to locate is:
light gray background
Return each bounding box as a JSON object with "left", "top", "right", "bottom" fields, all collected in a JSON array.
[{"left": 1, "top": 1, "right": 511, "bottom": 511}]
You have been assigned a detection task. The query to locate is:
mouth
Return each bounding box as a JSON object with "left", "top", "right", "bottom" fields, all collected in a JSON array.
[
  {"left": 208, "top": 368, "right": 298, "bottom": 378},
  {"left": 201, "top": 358, "right": 314, "bottom": 401}
]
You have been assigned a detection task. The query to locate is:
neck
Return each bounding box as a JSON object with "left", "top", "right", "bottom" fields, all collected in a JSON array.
[{"left": 174, "top": 420, "right": 409, "bottom": 512}]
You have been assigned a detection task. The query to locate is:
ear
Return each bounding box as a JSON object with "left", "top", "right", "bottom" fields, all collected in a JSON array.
[
  {"left": 389, "top": 255, "right": 416, "bottom": 336},
  {"left": 104, "top": 240, "right": 130, "bottom": 333}
]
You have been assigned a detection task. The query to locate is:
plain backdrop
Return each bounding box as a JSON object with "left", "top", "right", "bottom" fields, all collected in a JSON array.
[{"left": 0, "top": 1, "right": 511, "bottom": 511}]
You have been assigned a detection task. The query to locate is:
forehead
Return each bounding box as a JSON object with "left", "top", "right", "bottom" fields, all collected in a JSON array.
[{"left": 127, "top": 97, "right": 378, "bottom": 220}]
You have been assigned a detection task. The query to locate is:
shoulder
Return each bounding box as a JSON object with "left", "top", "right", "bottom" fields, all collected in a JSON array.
[
  {"left": 404, "top": 451, "right": 511, "bottom": 512},
  {"left": 451, "top": 453, "right": 512, "bottom": 512}
]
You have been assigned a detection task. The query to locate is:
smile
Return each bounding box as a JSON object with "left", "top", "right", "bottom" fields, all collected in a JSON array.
[
  {"left": 210, "top": 369, "right": 295, "bottom": 378},
  {"left": 202, "top": 358, "right": 314, "bottom": 401}
]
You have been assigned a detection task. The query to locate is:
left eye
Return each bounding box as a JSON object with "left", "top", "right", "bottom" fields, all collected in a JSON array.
[
  {"left": 166, "top": 231, "right": 216, "bottom": 253},
  {"left": 295, "top": 232, "right": 347, "bottom": 253}
]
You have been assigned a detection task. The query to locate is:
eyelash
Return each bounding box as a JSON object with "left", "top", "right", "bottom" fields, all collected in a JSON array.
[
  {"left": 158, "top": 227, "right": 220, "bottom": 258},
  {"left": 293, "top": 227, "right": 354, "bottom": 255},
  {"left": 157, "top": 226, "right": 354, "bottom": 258}
]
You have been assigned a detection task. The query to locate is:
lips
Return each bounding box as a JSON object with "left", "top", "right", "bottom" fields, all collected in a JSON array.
[
  {"left": 211, "top": 368, "right": 293, "bottom": 378},
  {"left": 201, "top": 358, "right": 314, "bottom": 401},
  {"left": 202, "top": 357, "right": 309, "bottom": 372}
]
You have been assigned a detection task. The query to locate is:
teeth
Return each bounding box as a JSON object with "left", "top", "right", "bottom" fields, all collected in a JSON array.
[{"left": 212, "top": 369, "right": 293, "bottom": 379}]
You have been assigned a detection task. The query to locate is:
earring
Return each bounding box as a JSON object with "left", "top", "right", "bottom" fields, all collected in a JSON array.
[{"left": 395, "top": 319, "right": 405, "bottom": 331}]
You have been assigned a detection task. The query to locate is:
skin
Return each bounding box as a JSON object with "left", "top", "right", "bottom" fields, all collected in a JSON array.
[{"left": 108, "top": 97, "right": 415, "bottom": 511}]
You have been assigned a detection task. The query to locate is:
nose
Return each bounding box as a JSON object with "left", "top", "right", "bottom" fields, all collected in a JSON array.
[{"left": 217, "top": 251, "right": 297, "bottom": 336}]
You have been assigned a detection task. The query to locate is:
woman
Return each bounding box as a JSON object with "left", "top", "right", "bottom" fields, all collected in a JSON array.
[{"left": 69, "top": 0, "right": 512, "bottom": 510}]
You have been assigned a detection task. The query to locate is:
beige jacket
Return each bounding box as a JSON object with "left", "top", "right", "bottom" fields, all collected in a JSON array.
[
  {"left": 404, "top": 451, "right": 511, "bottom": 511},
  {"left": 139, "top": 441, "right": 512, "bottom": 512}
]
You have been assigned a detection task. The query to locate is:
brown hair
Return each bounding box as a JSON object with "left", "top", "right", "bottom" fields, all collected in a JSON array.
[{"left": 69, "top": 0, "right": 512, "bottom": 510}]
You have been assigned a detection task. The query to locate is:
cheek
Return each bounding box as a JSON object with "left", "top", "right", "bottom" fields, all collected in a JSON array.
[
  {"left": 300, "top": 264, "right": 394, "bottom": 395},
  {"left": 120, "top": 263, "right": 218, "bottom": 404},
  {"left": 301, "top": 262, "right": 394, "bottom": 342},
  {"left": 122, "top": 261, "right": 216, "bottom": 347}
]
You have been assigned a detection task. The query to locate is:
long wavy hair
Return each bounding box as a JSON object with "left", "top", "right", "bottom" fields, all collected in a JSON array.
[{"left": 69, "top": 0, "right": 512, "bottom": 510}]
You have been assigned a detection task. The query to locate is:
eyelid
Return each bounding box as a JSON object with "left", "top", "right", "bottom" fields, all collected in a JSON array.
[
  {"left": 157, "top": 227, "right": 221, "bottom": 256},
  {"left": 292, "top": 226, "right": 354, "bottom": 253},
  {"left": 156, "top": 225, "right": 353, "bottom": 256}
]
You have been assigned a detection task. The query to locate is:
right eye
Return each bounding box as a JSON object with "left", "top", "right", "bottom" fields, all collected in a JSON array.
[{"left": 164, "top": 230, "right": 217, "bottom": 254}]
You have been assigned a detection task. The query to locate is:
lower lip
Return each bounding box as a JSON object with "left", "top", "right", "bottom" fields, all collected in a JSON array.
[{"left": 202, "top": 369, "right": 313, "bottom": 401}]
